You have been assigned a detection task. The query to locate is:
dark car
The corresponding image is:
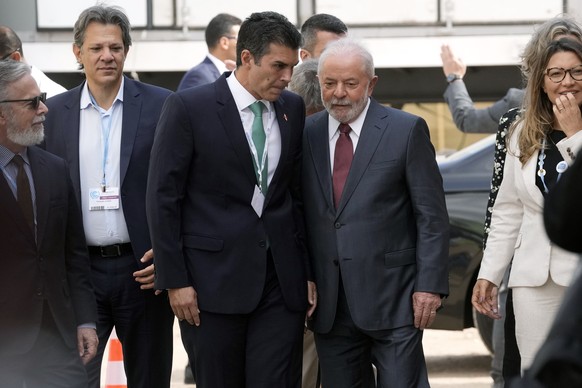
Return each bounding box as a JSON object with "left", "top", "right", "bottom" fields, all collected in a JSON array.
[{"left": 431, "top": 134, "right": 496, "bottom": 351}]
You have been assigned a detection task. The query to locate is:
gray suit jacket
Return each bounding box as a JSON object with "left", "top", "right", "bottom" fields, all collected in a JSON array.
[
  {"left": 444, "top": 81, "right": 524, "bottom": 133},
  {"left": 302, "top": 99, "right": 449, "bottom": 333}
]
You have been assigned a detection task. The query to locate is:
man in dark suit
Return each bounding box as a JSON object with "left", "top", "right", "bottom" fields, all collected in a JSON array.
[
  {"left": 41, "top": 5, "right": 174, "bottom": 388},
  {"left": 147, "top": 11, "right": 316, "bottom": 388},
  {"left": 0, "top": 60, "right": 97, "bottom": 387},
  {"left": 177, "top": 13, "right": 241, "bottom": 91},
  {"left": 302, "top": 38, "right": 449, "bottom": 387},
  {"left": 300, "top": 13, "right": 347, "bottom": 61}
]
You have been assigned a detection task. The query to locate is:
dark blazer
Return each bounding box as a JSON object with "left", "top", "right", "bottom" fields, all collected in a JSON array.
[
  {"left": 177, "top": 56, "right": 221, "bottom": 91},
  {"left": 544, "top": 147, "right": 582, "bottom": 253},
  {"left": 0, "top": 146, "right": 96, "bottom": 356},
  {"left": 302, "top": 99, "right": 450, "bottom": 333},
  {"left": 146, "top": 73, "right": 309, "bottom": 313},
  {"left": 42, "top": 77, "right": 172, "bottom": 262}
]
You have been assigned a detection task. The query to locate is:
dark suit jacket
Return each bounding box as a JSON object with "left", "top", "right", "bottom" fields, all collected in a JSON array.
[
  {"left": 0, "top": 146, "right": 96, "bottom": 356},
  {"left": 177, "top": 56, "right": 221, "bottom": 91},
  {"left": 146, "top": 73, "right": 309, "bottom": 314},
  {"left": 42, "top": 77, "right": 172, "bottom": 261},
  {"left": 302, "top": 99, "right": 450, "bottom": 333},
  {"left": 544, "top": 147, "right": 582, "bottom": 253}
]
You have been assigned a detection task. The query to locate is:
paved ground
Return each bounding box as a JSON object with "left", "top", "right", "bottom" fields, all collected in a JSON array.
[{"left": 102, "top": 323, "right": 493, "bottom": 387}]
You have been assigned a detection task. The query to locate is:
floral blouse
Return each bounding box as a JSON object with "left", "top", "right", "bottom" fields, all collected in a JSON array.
[{"left": 483, "top": 107, "right": 521, "bottom": 249}]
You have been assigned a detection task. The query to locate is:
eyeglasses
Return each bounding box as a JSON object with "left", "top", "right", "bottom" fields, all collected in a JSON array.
[
  {"left": 546, "top": 65, "right": 582, "bottom": 83},
  {"left": 1, "top": 48, "right": 21, "bottom": 61},
  {"left": 223, "top": 35, "right": 237, "bottom": 40},
  {"left": 0, "top": 92, "right": 47, "bottom": 110}
]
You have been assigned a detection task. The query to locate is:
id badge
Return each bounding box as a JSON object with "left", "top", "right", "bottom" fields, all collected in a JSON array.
[
  {"left": 89, "top": 187, "right": 120, "bottom": 210},
  {"left": 251, "top": 185, "right": 265, "bottom": 217}
]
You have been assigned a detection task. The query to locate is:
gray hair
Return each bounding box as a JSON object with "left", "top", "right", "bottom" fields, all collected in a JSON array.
[
  {"left": 318, "top": 38, "right": 374, "bottom": 78},
  {"left": 0, "top": 60, "right": 31, "bottom": 102},
  {"left": 73, "top": 4, "right": 132, "bottom": 69},
  {"left": 288, "top": 58, "right": 323, "bottom": 115}
]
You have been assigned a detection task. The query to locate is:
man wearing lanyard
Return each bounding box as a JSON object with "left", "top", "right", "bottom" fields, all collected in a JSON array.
[
  {"left": 146, "top": 11, "right": 316, "bottom": 387},
  {"left": 41, "top": 5, "right": 174, "bottom": 388}
]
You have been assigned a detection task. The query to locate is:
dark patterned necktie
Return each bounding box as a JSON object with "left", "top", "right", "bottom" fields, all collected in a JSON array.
[
  {"left": 13, "top": 155, "right": 34, "bottom": 231},
  {"left": 332, "top": 124, "right": 353, "bottom": 208}
]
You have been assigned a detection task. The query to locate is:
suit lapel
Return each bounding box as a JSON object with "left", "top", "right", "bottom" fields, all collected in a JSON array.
[
  {"left": 62, "top": 87, "right": 83, "bottom": 207},
  {"left": 308, "top": 114, "right": 334, "bottom": 210},
  {"left": 263, "top": 98, "right": 290, "bottom": 207},
  {"left": 523, "top": 149, "right": 545, "bottom": 208},
  {"left": 120, "top": 78, "right": 140, "bottom": 186},
  {"left": 215, "top": 75, "right": 258, "bottom": 187},
  {"left": 28, "top": 147, "right": 49, "bottom": 247},
  {"left": 336, "top": 99, "right": 390, "bottom": 214}
]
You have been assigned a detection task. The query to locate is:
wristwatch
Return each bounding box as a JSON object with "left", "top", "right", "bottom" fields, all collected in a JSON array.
[{"left": 446, "top": 73, "right": 462, "bottom": 83}]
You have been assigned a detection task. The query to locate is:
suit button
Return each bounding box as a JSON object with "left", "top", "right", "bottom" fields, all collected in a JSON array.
[
  {"left": 334, "top": 222, "right": 341, "bottom": 229},
  {"left": 258, "top": 240, "right": 266, "bottom": 248},
  {"left": 36, "top": 289, "right": 42, "bottom": 296},
  {"left": 333, "top": 259, "right": 339, "bottom": 266}
]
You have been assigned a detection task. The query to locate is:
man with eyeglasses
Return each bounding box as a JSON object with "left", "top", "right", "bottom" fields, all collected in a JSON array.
[
  {"left": 0, "top": 59, "right": 98, "bottom": 388},
  {"left": 0, "top": 25, "right": 67, "bottom": 98},
  {"left": 41, "top": 5, "right": 174, "bottom": 388},
  {"left": 177, "top": 13, "right": 241, "bottom": 91}
]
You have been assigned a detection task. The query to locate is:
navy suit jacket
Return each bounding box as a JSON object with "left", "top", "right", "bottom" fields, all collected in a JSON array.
[
  {"left": 0, "top": 147, "right": 96, "bottom": 356},
  {"left": 177, "top": 56, "right": 221, "bottom": 91},
  {"left": 146, "top": 73, "right": 309, "bottom": 314},
  {"left": 302, "top": 99, "right": 450, "bottom": 333},
  {"left": 42, "top": 77, "right": 172, "bottom": 262}
]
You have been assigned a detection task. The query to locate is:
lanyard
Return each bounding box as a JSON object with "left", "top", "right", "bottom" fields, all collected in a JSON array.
[
  {"left": 89, "top": 94, "right": 114, "bottom": 192},
  {"left": 245, "top": 106, "right": 271, "bottom": 190},
  {"left": 537, "top": 137, "right": 568, "bottom": 194}
]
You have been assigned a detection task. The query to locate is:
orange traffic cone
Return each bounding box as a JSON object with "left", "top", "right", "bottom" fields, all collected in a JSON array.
[{"left": 104, "top": 328, "right": 127, "bottom": 388}]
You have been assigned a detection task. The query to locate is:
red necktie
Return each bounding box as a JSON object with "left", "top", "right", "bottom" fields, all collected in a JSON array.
[
  {"left": 13, "top": 155, "right": 35, "bottom": 232},
  {"left": 333, "top": 124, "right": 353, "bottom": 208}
]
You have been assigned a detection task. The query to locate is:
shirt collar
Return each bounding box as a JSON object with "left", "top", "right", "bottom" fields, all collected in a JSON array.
[
  {"left": 226, "top": 70, "right": 272, "bottom": 114},
  {"left": 80, "top": 77, "right": 125, "bottom": 111},
  {"left": 207, "top": 53, "right": 228, "bottom": 74},
  {"left": 0, "top": 143, "right": 30, "bottom": 168},
  {"left": 328, "top": 97, "right": 371, "bottom": 141}
]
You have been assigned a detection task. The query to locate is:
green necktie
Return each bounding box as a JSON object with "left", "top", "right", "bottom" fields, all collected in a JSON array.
[{"left": 248, "top": 101, "right": 268, "bottom": 193}]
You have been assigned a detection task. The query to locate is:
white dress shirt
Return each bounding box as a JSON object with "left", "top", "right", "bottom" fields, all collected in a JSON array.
[
  {"left": 226, "top": 71, "right": 281, "bottom": 187},
  {"left": 78, "top": 79, "right": 130, "bottom": 246},
  {"left": 328, "top": 98, "right": 371, "bottom": 172}
]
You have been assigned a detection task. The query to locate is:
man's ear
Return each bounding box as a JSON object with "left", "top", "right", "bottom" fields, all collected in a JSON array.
[
  {"left": 240, "top": 49, "right": 253, "bottom": 66},
  {"left": 299, "top": 49, "right": 311, "bottom": 61},
  {"left": 11, "top": 51, "right": 23, "bottom": 62}
]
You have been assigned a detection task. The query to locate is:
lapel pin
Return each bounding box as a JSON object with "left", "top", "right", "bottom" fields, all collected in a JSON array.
[{"left": 283, "top": 114, "right": 288, "bottom": 121}]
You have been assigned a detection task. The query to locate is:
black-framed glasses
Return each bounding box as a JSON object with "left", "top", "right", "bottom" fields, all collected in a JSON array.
[
  {"left": 1, "top": 48, "right": 21, "bottom": 61},
  {"left": 223, "top": 35, "right": 237, "bottom": 40},
  {"left": 0, "top": 92, "right": 47, "bottom": 110},
  {"left": 546, "top": 65, "right": 582, "bottom": 83}
]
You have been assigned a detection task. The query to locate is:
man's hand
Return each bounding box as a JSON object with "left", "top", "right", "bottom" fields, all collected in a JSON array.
[
  {"left": 306, "top": 281, "right": 317, "bottom": 319},
  {"left": 77, "top": 327, "right": 98, "bottom": 365},
  {"left": 133, "top": 249, "right": 162, "bottom": 295},
  {"left": 472, "top": 279, "right": 501, "bottom": 320},
  {"left": 412, "top": 291, "right": 442, "bottom": 330},
  {"left": 169, "top": 287, "right": 200, "bottom": 326},
  {"left": 440, "top": 44, "right": 467, "bottom": 78}
]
